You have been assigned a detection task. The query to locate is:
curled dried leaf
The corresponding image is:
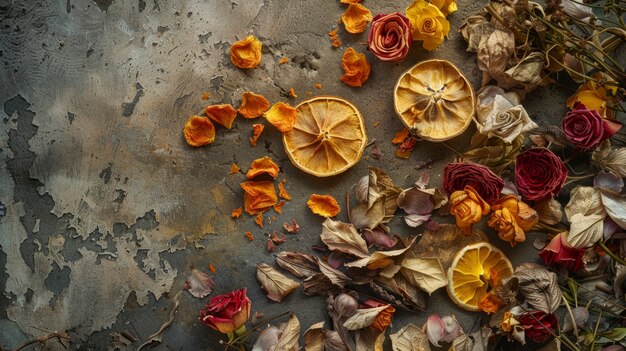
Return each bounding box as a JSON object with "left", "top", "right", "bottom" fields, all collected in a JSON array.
[
  {"left": 284, "top": 220, "right": 300, "bottom": 233},
  {"left": 341, "top": 3, "right": 372, "bottom": 34},
  {"left": 265, "top": 102, "right": 297, "bottom": 132},
  {"left": 514, "top": 266, "right": 561, "bottom": 314},
  {"left": 183, "top": 116, "right": 215, "bottom": 147},
  {"left": 276, "top": 251, "right": 320, "bottom": 278},
  {"left": 256, "top": 263, "right": 301, "bottom": 302},
  {"left": 246, "top": 156, "right": 280, "bottom": 179},
  {"left": 308, "top": 194, "right": 341, "bottom": 217},
  {"left": 230, "top": 35, "right": 262, "bottom": 69},
  {"left": 390, "top": 323, "right": 430, "bottom": 351},
  {"left": 205, "top": 104, "right": 238, "bottom": 129},
  {"left": 343, "top": 304, "right": 390, "bottom": 330},
  {"left": 304, "top": 322, "right": 326, "bottom": 351},
  {"left": 275, "top": 314, "right": 301, "bottom": 351},
  {"left": 320, "top": 218, "right": 369, "bottom": 258},
  {"left": 400, "top": 257, "right": 447, "bottom": 294}
]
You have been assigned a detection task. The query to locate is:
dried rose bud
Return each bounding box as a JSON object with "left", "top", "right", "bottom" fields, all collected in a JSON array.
[
  {"left": 324, "top": 331, "right": 348, "bottom": 351},
  {"left": 333, "top": 293, "right": 358, "bottom": 318},
  {"left": 367, "top": 13, "right": 412, "bottom": 62}
]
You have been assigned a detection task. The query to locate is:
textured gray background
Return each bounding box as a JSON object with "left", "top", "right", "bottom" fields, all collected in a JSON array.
[{"left": 0, "top": 0, "right": 574, "bottom": 349}]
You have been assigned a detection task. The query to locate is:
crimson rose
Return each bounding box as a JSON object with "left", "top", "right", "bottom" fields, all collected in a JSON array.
[
  {"left": 199, "top": 288, "right": 251, "bottom": 334},
  {"left": 515, "top": 148, "right": 567, "bottom": 201},
  {"left": 519, "top": 311, "right": 558, "bottom": 343},
  {"left": 443, "top": 162, "right": 504, "bottom": 204},
  {"left": 562, "top": 102, "right": 622, "bottom": 150},
  {"left": 367, "top": 13, "right": 412, "bottom": 62},
  {"left": 539, "top": 232, "right": 585, "bottom": 272}
]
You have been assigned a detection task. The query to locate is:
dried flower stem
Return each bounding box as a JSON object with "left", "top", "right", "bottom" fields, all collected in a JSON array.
[
  {"left": 598, "top": 241, "right": 626, "bottom": 265},
  {"left": 562, "top": 295, "right": 580, "bottom": 340},
  {"left": 13, "top": 332, "right": 70, "bottom": 351}
]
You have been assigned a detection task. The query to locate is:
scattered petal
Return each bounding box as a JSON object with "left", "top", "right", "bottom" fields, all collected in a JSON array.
[
  {"left": 250, "top": 123, "right": 265, "bottom": 146},
  {"left": 201, "top": 92, "right": 210, "bottom": 100},
  {"left": 315, "top": 83, "right": 322, "bottom": 89},
  {"left": 241, "top": 181, "right": 278, "bottom": 215},
  {"left": 270, "top": 231, "right": 287, "bottom": 244},
  {"left": 284, "top": 220, "right": 300, "bottom": 233},
  {"left": 308, "top": 194, "right": 341, "bottom": 217},
  {"left": 278, "top": 57, "right": 289, "bottom": 65},
  {"left": 231, "top": 207, "right": 243, "bottom": 218},
  {"left": 341, "top": 47, "right": 371, "bottom": 87},
  {"left": 230, "top": 35, "right": 262, "bottom": 69},
  {"left": 229, "top": 163, "right": 241, "bottom": 174},
  {"left": 183, "top": 269, "right": 215, "bottom": 298},
  {"left": 328, "top": 28, "right": 341, "bottom": 48},
  {"left": 245, "top": 231, "right": 254, "bottom": 241},
  {"left": 341, "top": 3, "right": 373, "bottom": 34},
  {"left": 183, "top": 116, "right": 215, "bottom": 147},
  {"left": 208, "top": 264, "right": 216, "bottom": 273},
  {"left": 255, "top": 213, "right": 264, "bottom": 228},
  {"left": 246, "top": 156, "right": 280, "bottom": 179},
  {"left": 289, "top": 88, "right": 298, "bottom": 98},
  {"left": 278, "top": 180, "right": 292, "bottom": 200},
  {"left": 274, "top": 201, "right": 286, "bottom": 214},
  {"left": 205, "top": 104, "right": 238, "bottom": 129},
  {"left": 265, "top": 102, "right": 297, "bottom": 132},
  {"left": 239, "top": 92, "right": 270, "bottom": 118},
  {"left": 392, "top": 128, "right": 410, "bottom": 144}
]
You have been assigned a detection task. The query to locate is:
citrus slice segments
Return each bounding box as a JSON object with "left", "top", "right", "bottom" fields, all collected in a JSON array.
[
  {"left": 447, "top": 242, "right": 513, "bottom": 311},
  {"left": 394, "top": 59, "right": 475, "bottom": 141},
  {"left": 283, "top": 96, "right": 367, "bottom": 177}
]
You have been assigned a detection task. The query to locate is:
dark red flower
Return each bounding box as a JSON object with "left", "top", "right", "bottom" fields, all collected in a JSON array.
[
  {"left": 443, "top": 162, "right": 504, "bottom": 204},
  {"left": 199, "top": 288, "right": 251, "bottom": 334},
  {"left": 562, "top": 103, "right": 622, "bottom": 150},
  {"left": 539, "top": 232, "right": 585, "bottom": 272},
  {"left": 367, "top": 13, "right": 412, "bottom": 62},
  {"left": 515, "top": 148, "right": 567, "bottom": 201},
  {"left": 519, "top": 310, "right": 558, "bottom": 343}
]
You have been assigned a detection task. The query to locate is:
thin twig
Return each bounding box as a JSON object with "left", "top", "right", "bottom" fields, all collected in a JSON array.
[
  {"left": 137, "top": 292, "right": 181, "bottom": 351},
  {"left": 12, "top": 332, "right": 70, "bottom": 351}
]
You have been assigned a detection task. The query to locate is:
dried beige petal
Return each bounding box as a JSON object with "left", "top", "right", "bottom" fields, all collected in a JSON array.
[
  {"left": 503, "top": 52, "right": 545, "bottom": 85},
  {"left": 390, "top": 323, "right": 430, "bottom": 351},
  {"left": 320, "top": 218, "right": 369, "bottom": 258},
  {"left": 256, "top": 263, "right": 301, "bottom": 302},
  {"left": 275, "top": 314, "right": 301, "bottom": 351},
  {"left": 400, "top": 257, "right": 447, "bottom": 294}
]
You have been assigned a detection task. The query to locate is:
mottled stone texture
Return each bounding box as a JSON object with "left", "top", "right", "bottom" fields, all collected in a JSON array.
[{"left": 0, "top": 0, "right": 571, "bottom": 349}]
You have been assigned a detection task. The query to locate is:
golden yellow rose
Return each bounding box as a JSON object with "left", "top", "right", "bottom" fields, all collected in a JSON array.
[
  {"left": 449, "top": 185, "right": 490, "bottom": 235},
  {"left": 566, "top": 72, "right": 618, "bottom": 119},
  {"left": 430, "top": 0, "right": 457, "bottom": 16},
  {"left": 406, "top": 0, "right": 450, "bottom": 51},
  {"left": 488, "top": 195, "right": 538, "bottom": 246}
]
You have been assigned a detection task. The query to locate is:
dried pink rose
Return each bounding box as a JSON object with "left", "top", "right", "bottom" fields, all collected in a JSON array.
[{"left": 367, "top": 13, "right": 412, "bottom": 62}]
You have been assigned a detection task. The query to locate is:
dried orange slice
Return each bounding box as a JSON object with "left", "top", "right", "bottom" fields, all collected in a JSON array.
[
  {"left": 394, "top": 59, "right": 475, "bottom": 141},
  {"left": 447, "top": 242, "right": 513, "bottom": 311},
  {"left": 283, "top": 96, "right": 367, "bottom": 177}
]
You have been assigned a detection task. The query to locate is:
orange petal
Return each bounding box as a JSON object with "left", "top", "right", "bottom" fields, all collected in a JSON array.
[
  {"left": 289, "top": 88, "right": 297, "bottom": 98},
  {"left": 241, "top": 181, "right": 278, "bottom": 215},
  {"left": 307, "top": 194, "right": 341, "bottom": 217},
  {"left": 278, "top": 180, "right": 292, "bottom": 200},
  {"left": 238, "top": 92, "right": 270, "bottom": 119},
  {"left": 231, "top": 207, "right": 243, "bottom": 218},
  {"left": 255, "top": 213, "right": 264, "bottom": 228},
  {"left": 315, "top": 83, "right": 322, "bottom": 89},
  {"left": 229, "top": 163, "right": 241, "bottom": 175},
  {"left": 205, "top": 104, "right": 237, "bottom": 129},
  {"left": 328, "top": 28, "right": 341, "bottom": 48},
  {"left": 250, "top": 124, "right": 265, "bottom": 146},
  {"left": 183, "top": 116, "right": 215, "bottom": 147},
  {"left": 341, "top": 3, "right": 372, "bottom": 34},
  {"left": 201, "top": 92, "right": 210, "bottom": 100},
  {"left": 391, "top": 128, "right": 410, "bottom": 144},
  {"left": 340, "top": 47, "right": 371, "bottom": 87},
  {"left": 208, "top": 264, "right": 216, "bottom": 273},
  {"left": 278, "top": 57, "right": 289, "bottom": 65},
  {"left": 246, "top": 156, "right": 280, "bottom": 179},
  {"left": 274, "top": 201, "right": 286, "bottom": 214},
  {"left": 245, "top": 231, "right": 254, "bottom": 241},
  {"left": 264, "top": 102, "right": 297, "bottom": 132},
  {"left": 230, "top": 35, "right": 262, "bottom": 69},
  {"left": 340, "top": 0, "right": 362, "bottom": 3}
]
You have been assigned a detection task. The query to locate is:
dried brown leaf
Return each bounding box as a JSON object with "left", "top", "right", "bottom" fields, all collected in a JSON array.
[
  {"left": 345, "top": 236, "right": 417, "bottom": 269},
  {"left": 320, "top": 218, "right": 369, "bottom": 258},
  {"left": 351, "top": 198, "right": 386, "bottom": 230},
  {"left": 275, "top": 251, "right": 320, "bottom": 278},
  {"left": 275, "top": 314, "right": 300, "bottom": 351},
  {"left": 304, "top": 322, "right": 326, "bottom": 351},
  {"left": 318, "top": 259, "right": 351, "bottom": 287},
  {"left": 355, "top": 327, "right": 385, "bottom": 351},
  {"left": 303, "top": 273, "right": 337, "bottom": 296},
  {"left": 565, "top": 186, "right": 607, "bottom": 248},
  {"left": 256, "top": 263, "right": 301, "bottom": 302},
  {"left": 390, "top": 323, "right": 430, "bottom": 351},
  {"left": 477, "top": 29, "right": 515, "bottom": 79},
  {"left": 514, "top": 267, "right": 562, "bottom": 313},
  {"left": 594, "top": 145, "right": 626, "bottom": 178},
  {"left": 400, "top": 258, "right": 447, "bottom": 294},
  {"left": 600, "top": 190, "right": 626, "bottom": 229},
  {"left": 534, "top": 197, "right": 563, "bottom": 225},
  {"left": 449, "top": 327, "right": 491, "bottom": 351},
  {"left": 343, "top": 305, "right": 390, "bottom": 330}
]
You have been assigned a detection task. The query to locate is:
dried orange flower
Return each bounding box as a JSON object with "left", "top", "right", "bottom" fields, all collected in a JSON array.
[
  {"left": 278, "top": 57, "right": 289, "bottom": 65},
  {"left": 229, "top": 163, "right": 240, "bottom": 175},
  {"left": 391, "top": 128, "right": 410, "bottom": 144},
  {"left": 183, "top": 116, "right": 215, "bottom": 147},
  {"left": 250, "top": 124, "right": 265, "bottom": 146},
  {"left": 255, "top": 213, "right": 264, "bottom": 228},
  {"left": 245, "top": 231, "right": 254, "bottom": 241},
  {"left": 230, "top": 35, "right": 262, "bottom": 69},
  {"left": 264, "top": 102, "right": 297, "bottom": 132},
  {"left": 246, "top": 156, "right": 280, "bottom": 179},
  {"left": 239, "top": 92, "right": 270, "bottom": 119},
  {"left": 274, "top": 201, "right": 286, "bottom": 213},
  {"left": 205, "top": 104, "right": 238, "bottom": 129},
  {"left": 477, "top": 292, "right": 502, "bottom": 314},
  {"left": 208, "top": 264, "right": 216, "bottom": 273},
  {"left": 289, "top": 88, "right": 298, "bottom": 98},
  {"left": 340, "top": 0, "right": 362, "bottom": 3},
  {"left": 201, "top": 92, "right": 210, "bottom": 100},
  {"left": 341, "top": 3, "right": 373, "bottom": 34},
  {"left": 278, "top": 180, "right": 291, "bottom": 200},
  {"left": 307, "top": 194, "right": 341, "bottom": 217},
  {"left": 315, "top": 83, "right": 322, "bottom": 89},
  {"left": 340, "top": 47, "right": 371, "bottom": 87},
  {"left": 450, "top": 186, "right": 490, "bottom": 235},
  {"left": 241, "top": 181, "right": 278, "bottom": 215},
  {"left": 231, "top": 207, "right": 243, "bottom": 218},
  {"left": 328, "top": 28, "right": 341, "bottom": 48}
]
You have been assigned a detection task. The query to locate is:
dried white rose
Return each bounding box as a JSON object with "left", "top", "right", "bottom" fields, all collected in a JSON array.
[{"left": 474, "top": 86, "right": 538, "bottom": 143}]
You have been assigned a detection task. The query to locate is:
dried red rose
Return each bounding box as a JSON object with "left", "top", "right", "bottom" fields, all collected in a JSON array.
[
  {"left": 515, "top": 148, "right": 567, "bottom": 201},
  {"left": 443, "top": 162, "right": 504, "bottom": 204},
  {"left": 562, "top": 102, "right": 622, "bottom": 150},
  {"left": 199, "top": 288, "right": 251, "bottom": 334},
  {"left": 518, "top": 310, "right": 558, "bottom": 344},
  {"left": 539, "top": 232, "right": 585, "bottom": 272},
  {"left": 367, "top": 13, "right": 412, "bottom": 62}
]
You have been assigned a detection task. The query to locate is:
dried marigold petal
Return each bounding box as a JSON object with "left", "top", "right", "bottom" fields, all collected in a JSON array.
[
  {"left": 274, "top": 200, "right": 286, "bottom": 213},
  {"left": 340, "top": 0, "right": 362, "bottom": 3},
  {"left": 231, "top": 207, "right": 243, "bottom": 218},
  {"left": 230, "top": 35, "right": 262, "bottom": 69},
  {"left": 340, "top": 47, "right": 371, "bottom": 87},
  {"left": 241, "top": 181, "right": 278, "bottom": 215},
  {"left": 278, "top": 180, "right": 291, "bottom": 200},
  {"left": 246, "top": 156, "right": 280, "bottom": 179},
  {"left": 341, "top": 3, "right": 372, "bottom": 34},
  {"left": 250, "top": 123, "right": 265, "bottom": 146},
  {"left": 307, "top": 194, "right": 341, "bottom": 217},
  {"left": 183, "top": 115, "right": 215, "bottom": 147},
  {"left": 255, "top": 213, "right": 264, "bottom": 228},
  {"left": 315, "top": 83, "right": 322, "bottom": 89},
  {"left": 391, "top": 128, "right": 410, "bottom": 144},
  {"left": 205, "top": 104, "right": 238, "bottom": 129},
  {"left": 328, "top": 28, "right": 341, "bottom": 48},
  {"left": 238, "top": 92, "right": 270, "bottom": 119},
  {"left": 278, "top": 57, "right": 289, "bottom": 64},
  {"left": 208, "top": 264, "right": 216, "bottom": 273},
  {"left": 264, "top": 102, "right": 297, "bottom": 133},
  {"left": 229, "top": 163, "right": 241, "bottom": 175},
  {"left": 245, "top": 231, "right": 254, "bottom": 241},
  {"left": 289, "top": 88, "right": 297, "bottom": 98},
  {"left": 201, "top": 92, "right": 210, "bottom": 100}
]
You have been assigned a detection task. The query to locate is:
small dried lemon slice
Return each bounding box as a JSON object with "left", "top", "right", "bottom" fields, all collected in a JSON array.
[
  {"left": 283, "top": 96, "right": 367, "bottom": 177},
  {"left": 394, "top": 59, "right": 475, "bottom": 141},
  {"left": 447, "top": 242, "right": 513, "bottom": 311}
]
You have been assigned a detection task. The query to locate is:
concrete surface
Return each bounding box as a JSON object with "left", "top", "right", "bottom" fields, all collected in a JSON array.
[{"left": 0, "top": 0, "right": 576, "bottom": 349}]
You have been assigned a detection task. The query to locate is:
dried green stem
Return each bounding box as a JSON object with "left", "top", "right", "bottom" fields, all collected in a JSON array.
[{"left": 598, "top": 241, "right": 626, "bottom": 265}]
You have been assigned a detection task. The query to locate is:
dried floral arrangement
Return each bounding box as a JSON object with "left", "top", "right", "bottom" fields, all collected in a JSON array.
[{"left": 173, "top": 0, "right": 625, "bottom": 351}]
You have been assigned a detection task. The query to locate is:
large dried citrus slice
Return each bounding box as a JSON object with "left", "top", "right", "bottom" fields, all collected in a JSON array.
[
  {"left": 394, "top": 59, "right": 475, "bottom": 141},
  {"left": 447, "top": 242, "right": 513, "bottom": 311},
  {"left": 283, "top": 96, "right": 367, "bottom": 177}
]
